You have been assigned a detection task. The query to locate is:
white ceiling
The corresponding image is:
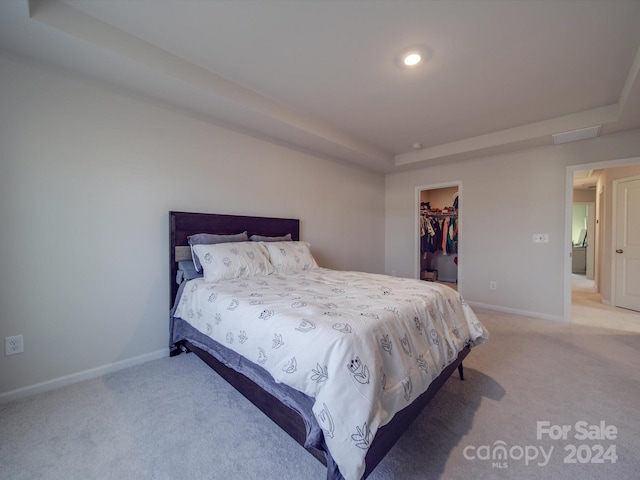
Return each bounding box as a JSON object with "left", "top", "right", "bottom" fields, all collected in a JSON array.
[
  {"left": 2, "top": 0, "right": 640, "bottom": 173},
  {"left": 573, "top": 169, "right": 601, "bottom": 190}
]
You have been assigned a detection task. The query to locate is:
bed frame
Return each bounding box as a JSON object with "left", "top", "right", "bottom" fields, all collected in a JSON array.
[{"left": 169, "top": 211, "right": 469, "bottom": 479}]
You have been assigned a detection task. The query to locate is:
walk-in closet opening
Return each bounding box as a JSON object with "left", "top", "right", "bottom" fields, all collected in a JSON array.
[{"left": 418, "top": 183, "right": 460, "bottom": 290}]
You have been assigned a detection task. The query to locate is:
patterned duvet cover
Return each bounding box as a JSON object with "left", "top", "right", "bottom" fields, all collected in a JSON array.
[{"left": 174, "top": 268, "right": 488, "bottom": 480}]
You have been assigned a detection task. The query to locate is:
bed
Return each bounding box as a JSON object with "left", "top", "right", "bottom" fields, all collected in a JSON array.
[{"left": 169, "top": 211, "right": 488, "bottom": 480}]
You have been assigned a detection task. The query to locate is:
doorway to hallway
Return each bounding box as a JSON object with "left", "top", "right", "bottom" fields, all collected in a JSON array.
[{"left": 567, "top": 157, "right": 640, "bottom": 329}]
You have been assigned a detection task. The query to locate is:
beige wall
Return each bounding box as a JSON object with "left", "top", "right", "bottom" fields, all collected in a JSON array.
[
  {"left": 386, "top": 130, "right": 640, "bottom": 320},
  {"left": 0, "top": 53, "right": 385, "bottom": 397},
  {"left": 420, "top": 186, "right": 458, "bottom": 210},
  {"left": 573, "top": 189, "right": 596, "bottom": 203}
]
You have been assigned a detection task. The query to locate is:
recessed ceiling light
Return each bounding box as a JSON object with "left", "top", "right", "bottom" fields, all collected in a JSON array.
[
  {"left": 403, "top": 53, "right": 422, "bottom": 67},
  {"left": 397, "top": 46, "right": 430, "bottom": 69}
]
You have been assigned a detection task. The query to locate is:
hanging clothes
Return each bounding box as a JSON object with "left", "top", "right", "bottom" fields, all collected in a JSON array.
[
  {"left": 446, "top": 217, "right": 455, "bottom": 254},
  {"left": 433, "top": 219, "right": 442, "bottom": 253},
  {"left": 420, "top": 215, "right": 458, "bottom": 254},
  {"left": 441, "top": 217, "right": 449, "bottom": 254},
  {"left": 419, "top": 215, "right": 444, "bottom": 254}
]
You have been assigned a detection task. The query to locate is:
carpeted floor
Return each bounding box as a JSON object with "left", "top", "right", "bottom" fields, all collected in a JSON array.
[
  {"left": 1, "top": 310, "right": 639, "bottom": 480},
  {"left": 571, "top": 274, "right": 640, "bottom": 333}
]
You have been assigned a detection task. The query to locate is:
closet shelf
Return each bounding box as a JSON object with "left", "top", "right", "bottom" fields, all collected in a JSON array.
[{"left": 421, "top": 210, "right": 458, "bottom": 217}]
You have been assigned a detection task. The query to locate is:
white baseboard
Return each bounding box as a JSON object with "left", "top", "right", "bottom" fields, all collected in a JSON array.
[
  {"left": 467, "top": 301, "right": 566, "bottom": 323},
  {"left": 0, "top": 348, "right": 169, "bottom": 404}
]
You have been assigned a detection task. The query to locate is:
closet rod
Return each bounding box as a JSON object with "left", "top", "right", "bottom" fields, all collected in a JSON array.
[{"left": 421, "top": 211, "right": 457, "bottom": 217}]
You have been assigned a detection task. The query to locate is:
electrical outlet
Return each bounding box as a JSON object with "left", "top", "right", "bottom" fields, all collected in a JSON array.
[
  {"left": 489, "top": 281, "right": 497, "bottom": 291},
  {"left": 5, "top": 335, "right": 24, "bottom": 356}
]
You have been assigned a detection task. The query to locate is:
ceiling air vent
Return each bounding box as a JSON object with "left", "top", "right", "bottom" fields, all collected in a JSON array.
[{"left": 552, "top": 125, "right": 601, "bottom": 145}]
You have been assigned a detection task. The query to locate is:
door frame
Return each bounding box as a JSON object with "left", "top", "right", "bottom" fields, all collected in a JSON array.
[
  {"left": 415, "top": 180, "right": 462, "bottom": 285},
  {"left": 564, "top": 156, "right": 640, "bottom": 323},
  {"left": 611, "top": 174, "right": 640, "bottom": 308}
]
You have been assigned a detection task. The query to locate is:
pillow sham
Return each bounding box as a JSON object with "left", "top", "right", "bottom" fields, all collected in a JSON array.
[
  {"left": 193, "top": 241, "right": 275, "bottom": 282},
  {"left": 249, "top": 233, "right": 292, "bottom": 242},
  {"left": 263, "top": 241, "right": 319, "bottom": 272},
  {"left": 176, "top": 260, "right": 203, "bottom": 285},
  {"left": 188, "top": 231, "right": 249, "bottom": 272}
]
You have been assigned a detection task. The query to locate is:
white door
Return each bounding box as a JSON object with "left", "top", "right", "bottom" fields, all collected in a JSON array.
[{"left": 614, "top": 177, "right": 640, "bottom": 312}]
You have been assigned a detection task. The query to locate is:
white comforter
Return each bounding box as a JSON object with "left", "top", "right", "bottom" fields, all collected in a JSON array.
[{"left": 174, "top": 268, "right": 488, "bottom": 480}]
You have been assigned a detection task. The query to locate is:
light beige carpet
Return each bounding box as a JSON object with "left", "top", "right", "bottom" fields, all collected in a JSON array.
[
  {"left": 1, "top": 310, "right": 639, "bottom": 479},
  {"left": 571, "top": 274, "right": 640, "bottom": 333}
]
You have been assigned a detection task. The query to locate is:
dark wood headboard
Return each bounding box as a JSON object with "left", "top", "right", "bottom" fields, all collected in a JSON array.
[{"left": 169, "top": 211, "right": 300, "bottom": 306}]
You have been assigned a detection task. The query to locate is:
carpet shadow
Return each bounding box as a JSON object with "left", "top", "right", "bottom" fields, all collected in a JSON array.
[{"left": 369, "top": 368, "right": 504, "bottom": 479}]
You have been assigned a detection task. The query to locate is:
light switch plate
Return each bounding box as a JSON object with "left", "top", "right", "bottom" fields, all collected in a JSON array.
[{"left": 533, "top": 233, "right": 549, "bottom": 243}]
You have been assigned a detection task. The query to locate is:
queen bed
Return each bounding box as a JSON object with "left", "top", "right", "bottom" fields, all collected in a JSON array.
[{"left": 169, "top": 211, "right": 488, "bottom": 480}]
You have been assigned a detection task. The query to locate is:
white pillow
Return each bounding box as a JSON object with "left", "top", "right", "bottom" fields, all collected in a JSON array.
[
  {"left": 193, "top": 242, "right": 275, "bottom": 282},
  {"left": 263, "top": 241, "right": 319, "bottom": 272}
]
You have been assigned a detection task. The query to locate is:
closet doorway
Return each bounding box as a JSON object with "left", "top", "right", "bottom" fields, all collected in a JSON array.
[{"left": 417, "top": 182, "right": 460, "bottom": 290}]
